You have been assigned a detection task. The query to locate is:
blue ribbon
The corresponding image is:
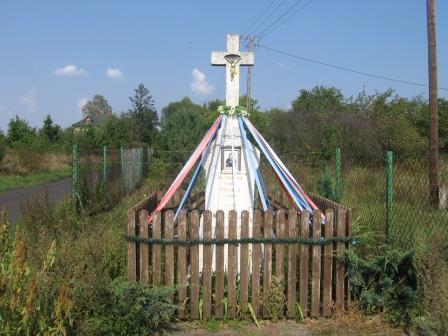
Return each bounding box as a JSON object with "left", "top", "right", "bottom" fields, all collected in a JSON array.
[
  {"left": 241, "top": 117, "right": 312, "bottom": 213},
  {"left": 238, "top": 116, "right": 269, "bottom": 211}
]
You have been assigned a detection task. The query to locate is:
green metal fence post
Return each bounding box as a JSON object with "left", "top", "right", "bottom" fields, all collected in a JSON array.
[
  {"left": 103, "top": 145, "right": 108, "bottom": 187},
  {"left": 120, "top": 146, "right": 125, "bottom": 195},
  {"left": 72, "top": 144, "right": 78, "bottom": 201},
  {"left": 386, "top": 151, "right": 394, "bottom": 242},
  {"left": 335, "top": 147, "right": 342, "bottom": 203}
]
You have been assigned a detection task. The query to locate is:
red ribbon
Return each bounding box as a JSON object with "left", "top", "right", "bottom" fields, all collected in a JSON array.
[{"left": 147, "top": 116, "right": 222, "bottom": 224}]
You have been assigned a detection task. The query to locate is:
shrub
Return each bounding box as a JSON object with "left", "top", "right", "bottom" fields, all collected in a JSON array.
[
  {"left": 344, "top": 247, "right": 421, "bottom": 328},
  {"left": 267, "top": 276, "right": 286, "bottom": 322},
  {"left": 17, "top": 184, "right": 171, "bottom": 334},
  {"left": 80, "top": 278, "right": 176, "bottom": 335},
  {"left": 77, "top": 176, "right": 121, "bottom": 215},
  {"left": 6, "top": 116, "right": 36, "bottom": 148},
  {"left": 317, "top": 168, "right": 336, "bottom": 201}
]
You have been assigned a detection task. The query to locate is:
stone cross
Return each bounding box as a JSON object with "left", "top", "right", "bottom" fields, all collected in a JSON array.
[
  {"left": 201, "top": 34, "right": 258, "bottom": 272},
  {"left": 211, "top": 34, "right": 254, "bottom": 107}
]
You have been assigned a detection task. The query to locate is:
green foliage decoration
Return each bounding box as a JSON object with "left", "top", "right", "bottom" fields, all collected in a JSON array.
[{"left": 217, "top": 105, "right": 249, "bottom": 117}]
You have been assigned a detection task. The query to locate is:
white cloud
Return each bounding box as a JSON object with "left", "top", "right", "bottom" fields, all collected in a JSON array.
[
  {"left": 54, "top": 64, "right": 86, "bottom": 76},
  {"left": 77, "top": 97, "right": 88, "bottom": 115},
  {"left": 106, "top": 67, "right": 124, "bottom": 79},
  {"left": 190, "top": 68, "right": 214, "bottom": 95},
  {"left": 19, "top": 87, "right": 38, "bottom": 114}
]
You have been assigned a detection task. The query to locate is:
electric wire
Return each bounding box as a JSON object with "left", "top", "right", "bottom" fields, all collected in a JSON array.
[
  {"left": 242, "top": 0, "right": 277, "bottom": 38},
  {"left": 255, "top": 43, "right": 448, "bottom": 91},
  {"left": 258, "top": 0, "right": 315, "bottom": 39},
  {"left": 247, "top": 0, "right": 288, "bottom": 38},
  {"left": 256, "top": 0, "right": 306, "bottom": 39}
]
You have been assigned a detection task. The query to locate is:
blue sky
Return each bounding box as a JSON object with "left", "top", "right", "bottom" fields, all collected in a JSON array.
[{"left": 0, "top": 0, "right": 447, "bottom": 132}]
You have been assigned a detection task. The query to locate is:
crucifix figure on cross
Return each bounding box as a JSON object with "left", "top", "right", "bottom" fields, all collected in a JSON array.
[{"left": 211, "top": 34, "right": 254, "bottom": 108}]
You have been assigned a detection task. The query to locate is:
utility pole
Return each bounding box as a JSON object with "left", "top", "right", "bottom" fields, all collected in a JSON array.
[
  {"left": 427, "top": 0, "right": 439, "bottom": 207},
  {"left": 246, "top": 35, "right": 255, "bottom": 113}
]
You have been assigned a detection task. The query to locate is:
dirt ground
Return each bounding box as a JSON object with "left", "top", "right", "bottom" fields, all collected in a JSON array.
[{"left": 162, "top": 313, "right": 405, "bottom": 336}]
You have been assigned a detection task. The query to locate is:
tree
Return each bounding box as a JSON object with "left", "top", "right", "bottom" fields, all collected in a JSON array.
[
  {"left": 239, "top": 94, "right": 260, "bottom": 112},
  {"left": 82, "top": 95, "right": 112, "bottom": 117},
  {"left": 291, "top": 86, "right": 344, "bottom": 115},
  {"left": 438, "top": 98, "right": 448, "bottom": 151},
  {"left": 239, "top": 95, "right": 270, "bottom": 136},
  {"left": 0, "top": 130, "right": 6, "bottom": 163},
  {"left": 6, "top": 116, "right": 36, "bottom": 148},
  {"left": 0, "top": 130, "right": 5, "bottom": 145},
  {"left": 40, "top": 115, "right": 61, "bottom": 143},
  {"left": 365, "top": 90, "right": 427, "bottom": 158},
  {"left": 128, "top": 84, "right": 158, "bottom": 144},
  {"left": 96, "top": 114, "right": 132, "bottom": 148},
  {"left": 156, "top": 98, "right": 210, "bottom": 164}
]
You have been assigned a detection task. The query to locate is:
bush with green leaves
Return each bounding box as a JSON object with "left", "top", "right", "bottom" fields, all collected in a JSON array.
[
  {"left": 344, "top": 247, "right": 421, "bottom": 328},
  {"left": 317, "top": 168, "right": 336, "bottom": 201},
  {"left": 80, "top": 278, "right": 176, "bottom": 335}
]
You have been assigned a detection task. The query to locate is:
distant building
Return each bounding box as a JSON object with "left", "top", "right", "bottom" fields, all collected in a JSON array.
[{"left": 72, "top": 114, "right": 110, "bottom": 132}]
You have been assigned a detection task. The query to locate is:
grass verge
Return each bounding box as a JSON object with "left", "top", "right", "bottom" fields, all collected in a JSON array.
[{"left": 0, "top": 167, "right": 71, "bottom": 192}]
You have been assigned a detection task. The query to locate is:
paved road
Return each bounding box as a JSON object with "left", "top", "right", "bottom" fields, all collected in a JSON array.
[{"left": 0, "top": 177, "right": 72, "bottom": 222}]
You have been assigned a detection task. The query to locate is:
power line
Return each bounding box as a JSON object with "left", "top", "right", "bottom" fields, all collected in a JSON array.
[
  {"left": 255, "top": 43, "right": 448, "bottom": 91},
  {"left": 256, "top": 0, "right": 306, "bottom": 38},
  {"left": 242, "top": 0, "right": 277, "bottom": 38},
  {"left": 258, "top": 0, "right": 315, "bottom": 39},
  {"left": 248, "top": 0, "right": 288, "bottom": 37}
]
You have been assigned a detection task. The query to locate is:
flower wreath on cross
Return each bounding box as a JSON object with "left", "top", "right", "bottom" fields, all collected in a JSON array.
[{"left": 217, "top": 105, "right": 249, "bottom": 117}]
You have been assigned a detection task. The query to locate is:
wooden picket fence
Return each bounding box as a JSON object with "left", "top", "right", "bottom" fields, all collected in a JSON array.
[{"left": 127, "top": 191, "right": 352, "bottom": 320}]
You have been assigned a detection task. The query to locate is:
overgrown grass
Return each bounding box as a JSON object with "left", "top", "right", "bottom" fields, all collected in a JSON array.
[
  {"left": 0, "top": 183, "right": 176, "bottom": 335},
  {"left": 261, "top": 156, "right": 448, "bottom": 333},
  {"left": 0, "top": 167, "right": 71, "bottom": 192}
]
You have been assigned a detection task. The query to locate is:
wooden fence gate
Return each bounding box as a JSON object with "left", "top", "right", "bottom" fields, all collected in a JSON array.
[{"left": 127, "top": 192, "right": 352, "bottom": 319}]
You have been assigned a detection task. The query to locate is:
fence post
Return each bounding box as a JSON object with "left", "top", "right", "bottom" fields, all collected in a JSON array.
[
  {"left": 335, "top": 147, "right": 342, "bottom": 203},
  {"left": 103, "top": 145, "right": 108, "bottom": 187},
  {"left": 72, "top": 144, "right": 78, "bottom": 201},
  {"left": 120, "top": 146, "right": 125, "bottom": 195},
  {"left": 386, "top": 151, "right": 393, "bottom": 242}
]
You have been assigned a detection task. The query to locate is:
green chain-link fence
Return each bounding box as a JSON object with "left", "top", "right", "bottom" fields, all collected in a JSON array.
[
  {"left": 259, "top": 148, "right": 448, "bottom": 251},
  {"left": 71, "top": 145, "right": 151, "bottom": 214},
  {"left": 342, "top": 151, "right": 448, "bottom": 250},
  {"left": 73, "top": 142, "right": 448, "bottom": 249}
]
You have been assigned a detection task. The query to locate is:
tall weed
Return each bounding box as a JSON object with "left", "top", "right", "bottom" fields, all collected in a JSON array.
[
  {"left": 0, "top": 209, "right": 74, "bottom": 335},
  {"left": 416, "top": 234, "right": 448, "bottom": 334}
]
